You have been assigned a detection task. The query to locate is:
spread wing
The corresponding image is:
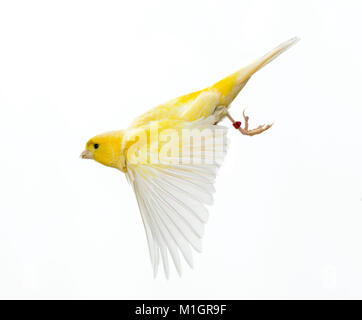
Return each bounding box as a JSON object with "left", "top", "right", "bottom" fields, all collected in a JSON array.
[{"left": 124, "top": 116, "right": 228, "bottom": 277}]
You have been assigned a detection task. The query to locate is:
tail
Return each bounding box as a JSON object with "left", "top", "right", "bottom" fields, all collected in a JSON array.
[
  {"left": 243, "top": 36, "right": 300, "bottom": 77},
  {"left": 211, "top": 37, "right": 300, "bottom": 106}
]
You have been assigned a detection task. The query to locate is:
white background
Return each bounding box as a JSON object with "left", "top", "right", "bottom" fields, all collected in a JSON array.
[{"left": 0, "top": 0, "right": 361, "bottom": 299}]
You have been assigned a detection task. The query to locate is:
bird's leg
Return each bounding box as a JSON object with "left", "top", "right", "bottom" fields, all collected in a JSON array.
[{"left": 226, "top": 110, "right": 273, "bottom": 136}]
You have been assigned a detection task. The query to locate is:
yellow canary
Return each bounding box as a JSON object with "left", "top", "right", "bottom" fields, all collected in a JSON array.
[{"left": 81, "top": 37, "right": 299, "bottom": 277}]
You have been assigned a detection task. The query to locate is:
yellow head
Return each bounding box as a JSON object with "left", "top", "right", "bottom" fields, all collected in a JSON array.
[{"left": 81, "top": 130, "right": 126, "bottom": 171}]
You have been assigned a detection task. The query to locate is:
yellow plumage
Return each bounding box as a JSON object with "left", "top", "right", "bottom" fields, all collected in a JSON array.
[{"left": 81, "top": 37, "right": 299, "bottom": 277}]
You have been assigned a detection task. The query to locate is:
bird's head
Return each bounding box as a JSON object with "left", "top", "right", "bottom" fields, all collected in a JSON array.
[{"left": 81, "top": 130, "right": 126, "bottom": 171}]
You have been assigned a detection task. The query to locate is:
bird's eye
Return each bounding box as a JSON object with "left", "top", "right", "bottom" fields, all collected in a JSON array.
[{"left": 94, "top": 143, "right": 99, "bottom": 149}]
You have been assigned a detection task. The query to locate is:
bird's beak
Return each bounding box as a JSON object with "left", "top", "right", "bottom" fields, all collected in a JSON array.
[{"left": 80, "top": 150, "right": 93, "bottom": 159}]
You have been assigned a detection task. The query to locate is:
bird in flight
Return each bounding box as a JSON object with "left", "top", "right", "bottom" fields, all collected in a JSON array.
[{"left": 81, "top": 37, "right": 299, "bottom": 277}]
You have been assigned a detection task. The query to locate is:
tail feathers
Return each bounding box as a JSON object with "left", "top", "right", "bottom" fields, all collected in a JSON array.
[
  {"left": 243, "top": 37, "right": 300, "bottom": 77},
  {"left": 212, "top": 37, "right": 299, "bottom": 106}
]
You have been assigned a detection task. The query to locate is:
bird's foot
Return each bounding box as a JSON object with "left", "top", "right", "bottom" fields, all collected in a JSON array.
[{"left": 226, "top": 110, "right": 273, "bottom": 136}]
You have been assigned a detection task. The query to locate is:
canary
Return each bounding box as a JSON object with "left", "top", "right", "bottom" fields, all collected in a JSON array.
[{"left": 81, "top": 37, "right": 299, "bottom": 277}]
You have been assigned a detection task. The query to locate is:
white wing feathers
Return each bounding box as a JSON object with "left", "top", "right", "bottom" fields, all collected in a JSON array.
[{"left": 127, "top": 117, "right": 228, "bottom": 277}]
